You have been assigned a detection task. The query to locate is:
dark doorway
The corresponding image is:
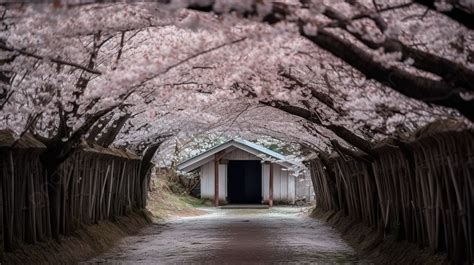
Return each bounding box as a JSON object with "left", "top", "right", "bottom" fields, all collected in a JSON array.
[{"left": 227, "top": 160, "right": 262, "bottom": 204}]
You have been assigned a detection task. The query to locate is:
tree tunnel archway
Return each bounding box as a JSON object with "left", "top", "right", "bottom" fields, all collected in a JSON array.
[{"left": 0, "top": 0, "right": 473, "bottom": 263}]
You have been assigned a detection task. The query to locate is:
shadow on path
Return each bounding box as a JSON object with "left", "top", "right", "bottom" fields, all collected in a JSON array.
[{"left": 86, "top": 207, "right": 367, "bottom": 264}]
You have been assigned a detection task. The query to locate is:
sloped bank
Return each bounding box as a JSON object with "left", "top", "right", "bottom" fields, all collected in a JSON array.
[
  {"left": 312, "top": 208, "right": 448, "bottom": 264},
  {"left": 3, "top": 210, "right": 152, "bottom": 264},
  {"left": 309, "top": 120, "right": 473, "bottom": 264},
  {"left": 146, "top": 170, "right": 207, "bottom": 221},
  {"left": 0, "top": 130, "right": 154, "bottom": 263}
]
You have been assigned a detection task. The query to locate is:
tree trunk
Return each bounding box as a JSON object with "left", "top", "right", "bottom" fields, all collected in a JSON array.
[
  {"left": 317, "top": 153, "right": 340, "bottom": 210},
  {"left": 39, "top": 106, "right": 116, "bottom": 240},
  {"left": 137, "top": 142, "right": 164, "bottom": 208},
  {"left": 96, "top": 114, "right": 130, "bottom": 147}
]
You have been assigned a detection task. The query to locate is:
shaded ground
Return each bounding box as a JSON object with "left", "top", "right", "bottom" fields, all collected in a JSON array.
[
  {"left": 4, "top": 211, "right": 151, "bottom": 265},
  {"left": 87, "top": 207, "right": 366, "bottom": 264},
  {"left": 312, "top": 208, "right": 448, "bottom": 265}
]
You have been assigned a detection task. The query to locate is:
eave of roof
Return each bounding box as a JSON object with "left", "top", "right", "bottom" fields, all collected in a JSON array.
[{"left": 177, "top": 138, "right": 295, "bottom": 172}]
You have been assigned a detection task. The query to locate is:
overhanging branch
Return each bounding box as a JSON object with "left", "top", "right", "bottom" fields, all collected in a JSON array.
[{"left": 0, "top": 43, "right": 102, "bottom": 75}]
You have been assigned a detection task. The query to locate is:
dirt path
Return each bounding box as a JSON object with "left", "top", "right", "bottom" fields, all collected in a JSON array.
[{"left": 87, "top": 207, "right": 365, "bottom": 264}]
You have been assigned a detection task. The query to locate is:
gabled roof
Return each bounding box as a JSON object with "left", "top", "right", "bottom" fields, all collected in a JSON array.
[{"left": 177, "top": 138, "right": 295, "bottom": 172}]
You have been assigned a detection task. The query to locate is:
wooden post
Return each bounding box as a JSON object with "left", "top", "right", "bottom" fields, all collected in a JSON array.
[
  {"left": 269, "top": 163, "right": 273, "bottom": 207},
  {"left": 214, "top": 155, "right": 219, "bottom": 207}
]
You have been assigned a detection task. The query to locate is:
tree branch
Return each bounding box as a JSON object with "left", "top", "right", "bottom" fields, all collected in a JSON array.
[
  {"left": 181, "top": 1, "right": 474, "bottom": 121},
  {"left": 0, "top": 43, "right": 102, "bottom": 75},
  {"left": 280, "top": 71, "right": 344, "bottom": 114},
  {"left": 300, "top": 26, "right": 474, "bottom": 121},
  {"left": 261, "top": 100, "right": 377, "bottom": 156},
  {"left": 136, "top": 37, "right": 247, "bottom": 86},
  {"left": 339, "top": 1, "right": 474, "bottom": 90}
]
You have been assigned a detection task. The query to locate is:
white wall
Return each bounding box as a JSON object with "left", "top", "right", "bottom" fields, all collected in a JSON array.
[
  {"left": 218, "top": 164, "right": 227, "bottom": 201},
  {"left": 262, "top": 164, "right": 295, "bottom": 203},
  {"left": 200, "top": 161, "right": 214, "bottom": 199},
  {"left": 223, "top": 148, "right": 259, "bottom": 160},
  {"left": 200, "top": 161, "right": 227, "bottom": 201}
]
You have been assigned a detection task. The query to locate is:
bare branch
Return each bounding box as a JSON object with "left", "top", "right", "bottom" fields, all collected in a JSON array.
[{"left": 0, "top": 43, "right": 102, "bottom": 75}]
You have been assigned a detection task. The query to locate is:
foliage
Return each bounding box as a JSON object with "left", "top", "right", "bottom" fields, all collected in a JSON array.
[{"left": 0, "top": 0, "right": 472, "bottom": 162}]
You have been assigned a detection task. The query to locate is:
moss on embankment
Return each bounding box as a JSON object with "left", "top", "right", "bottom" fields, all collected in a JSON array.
[
  {"left": 311, "top": 207, "right": 449, "bottom": 265},
  {"left": 146, "top": 175, "right": 206, "bottom": 221}
]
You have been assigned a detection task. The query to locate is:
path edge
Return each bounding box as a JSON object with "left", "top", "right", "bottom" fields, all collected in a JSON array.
[
  {"left": 311, "top": 207, "right": 449, "bottom": 265},
  {"left": 3, "top": 210, "right": 153, "bottom": 264}
]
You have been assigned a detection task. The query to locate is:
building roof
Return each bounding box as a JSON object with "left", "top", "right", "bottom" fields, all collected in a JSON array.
[{"left": 177, "top": 138, "right": 296, "bottom": 172}]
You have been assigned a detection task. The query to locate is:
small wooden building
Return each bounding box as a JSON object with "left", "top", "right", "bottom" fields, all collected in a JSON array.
[{"left": 177, "top": 139, "right": 313, "bottom": 206}]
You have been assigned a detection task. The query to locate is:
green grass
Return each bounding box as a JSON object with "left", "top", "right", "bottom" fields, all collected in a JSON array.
[
  {"left": 147, "top": 177, "right": 206, "bottom": 220},
  {"left": 179, "top": 196, "right": 207, "bottom": 207}
]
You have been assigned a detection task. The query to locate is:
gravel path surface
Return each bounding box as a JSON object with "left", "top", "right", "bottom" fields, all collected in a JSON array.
[{"left": 87, "top": 207, "right": 365, "bottom": 264}]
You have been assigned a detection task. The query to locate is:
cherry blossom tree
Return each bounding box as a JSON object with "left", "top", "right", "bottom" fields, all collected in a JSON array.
[{"left": 0, "top": 0, "right": 471, "bottom": 171}]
